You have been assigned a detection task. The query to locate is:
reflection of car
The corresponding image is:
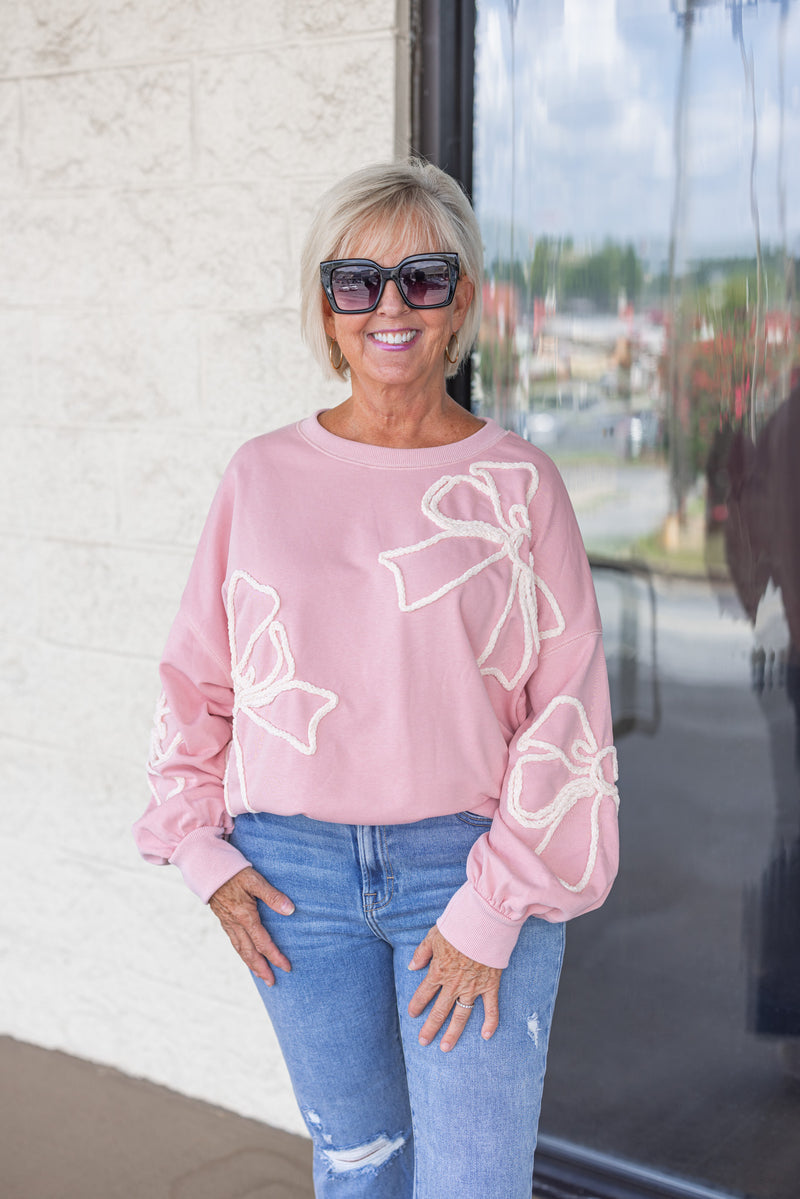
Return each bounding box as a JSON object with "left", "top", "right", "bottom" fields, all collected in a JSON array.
[
  {"left": 629, "top": 415, "right": 644, "bottom": 450},
  {"left": 617, "top": 410, "right": 661, "bottom": 458},
  {"left": 521, "top": 392, "right": 663, "bottom": 456},
  {"left": 524, "top": 389, "right": 583, "bottom": 446},
  {"left": 525, "top": 410, "right": 562, "bottom": 446}
]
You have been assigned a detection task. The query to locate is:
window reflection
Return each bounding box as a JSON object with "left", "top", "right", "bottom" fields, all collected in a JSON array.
[
  {"left": 473, "top": 2, "right": 800, "bottom": 1195},
  {"left": 731, "top": 381, "right": 800, "bottom": 1057}
]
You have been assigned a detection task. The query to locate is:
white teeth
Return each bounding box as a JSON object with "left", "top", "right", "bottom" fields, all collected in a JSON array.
[{"left": 372, "top": 330, "right": 416, "bottom": 344}]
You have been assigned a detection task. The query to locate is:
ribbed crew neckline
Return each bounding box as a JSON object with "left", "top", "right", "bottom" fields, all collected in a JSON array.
[{"left": 297, "top": 410, "right": 508, "bottom": 468}]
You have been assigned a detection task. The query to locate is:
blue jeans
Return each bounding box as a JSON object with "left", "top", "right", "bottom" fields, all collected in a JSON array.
[{"left": 230, "top": 811, "right": 565, "bottom": 1199}]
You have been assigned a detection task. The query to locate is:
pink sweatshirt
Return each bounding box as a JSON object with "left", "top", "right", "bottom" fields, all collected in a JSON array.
[{"left": 134, "top": 413, "right": 620, "bottom": 968}]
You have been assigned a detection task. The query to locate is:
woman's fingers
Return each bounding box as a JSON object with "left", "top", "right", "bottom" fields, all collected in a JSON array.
[
  {"left": 225, "top": 922, "right": 277, "bottom": 987},
  {"left": 247, "top": 870, "right": 295, "bottom": 916},
  {"left": 408, "top": 925, "right": 503, "bottom": 1051},
  {"left": 208, "top": 867, "right": 294, "bottom": 983},
  {"left": 408, "top": 932, "right": 434, "bottom": 972},
  {"left": 408, "top": 972, "right": 445, "bottom": 1021},
  {"left": 407, "top": 966, "right": 440, "bottom": 1018},
  {"left": 417, "top": 992, "right": 469, "bottom": 1048},
  {"left": 480, "top": 986, "right": 500, "bottom": 1041},
  {"left": 440, "top": 1001, "right": 476, "bottom": 1052},
  {"left": 242, "top": 911, "right": 292, "bottom": 977}
]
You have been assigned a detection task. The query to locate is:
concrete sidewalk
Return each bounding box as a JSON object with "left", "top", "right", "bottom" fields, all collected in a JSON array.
[{"left": 0, "top": 1036, "right": 314, "bottom": 1199}]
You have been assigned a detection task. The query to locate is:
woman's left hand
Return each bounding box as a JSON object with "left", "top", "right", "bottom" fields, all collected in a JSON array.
[{"left": 408, "top": 926, "right": 503, "bottom": 1052}]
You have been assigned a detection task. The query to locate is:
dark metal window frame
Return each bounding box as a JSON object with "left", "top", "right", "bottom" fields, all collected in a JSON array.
[
  {"left": 410, "top": 5, "right": 744, "bottom": 1199},
  {"left": 410, "top": 0, "right": 475, "bottom": 412},
  {"left": 534, "top": 1136, "right": 751, "bottom": 1199}
]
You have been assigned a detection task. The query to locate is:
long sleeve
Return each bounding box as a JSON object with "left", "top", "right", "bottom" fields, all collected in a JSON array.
[
  {"left": 437, "top": 459, "right": 620, "bottom": 969},
  {"left": 133, "top": 464, "right": 252, "bottom": 902}
]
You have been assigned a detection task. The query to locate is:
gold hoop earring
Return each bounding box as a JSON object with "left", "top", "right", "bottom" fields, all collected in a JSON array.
[
  {"left": 329, "top": 339, "right": 344, "bottom": 371},
  {"left": 445, "top": 333, "right": 460, "bottom": 365}
]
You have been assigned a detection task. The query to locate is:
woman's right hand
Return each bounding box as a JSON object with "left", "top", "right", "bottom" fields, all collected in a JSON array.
[{"left": 208, "top": 867, "right": 295, "bottom": 986}]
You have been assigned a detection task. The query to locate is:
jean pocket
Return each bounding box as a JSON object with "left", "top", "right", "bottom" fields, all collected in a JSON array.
[{"left": 455, "top": 809, "right": 495, "bottom": 828}]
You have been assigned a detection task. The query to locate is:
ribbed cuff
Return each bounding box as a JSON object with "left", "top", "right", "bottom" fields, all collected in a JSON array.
[
  {"left": 436, "top": 882, "right": 524, "bottom": 969},
  {"left": 169, "top": 827, "right": 251, "bottom": 903}
]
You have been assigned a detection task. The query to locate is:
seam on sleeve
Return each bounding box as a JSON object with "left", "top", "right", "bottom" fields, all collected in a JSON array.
[
  {"left": 538, "top": 626, "right": 604, "bottom": 661},
  {"left": 183, "top": 611, "right": 232, "bottom": 676}
]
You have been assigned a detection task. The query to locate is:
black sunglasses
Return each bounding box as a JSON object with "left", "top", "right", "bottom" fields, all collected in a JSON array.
[{"left": 320, "top": 252, "right": 460, "bottom": 314}]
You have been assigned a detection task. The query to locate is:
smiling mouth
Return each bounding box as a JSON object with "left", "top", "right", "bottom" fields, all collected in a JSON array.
[{"left": 371, "top": 330, "right": 417, "bottom": 345}]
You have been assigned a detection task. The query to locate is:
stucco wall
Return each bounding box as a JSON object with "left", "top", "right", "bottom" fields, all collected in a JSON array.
[{"left": 0, "top": 0, "right": 409, "bottom": 1132}]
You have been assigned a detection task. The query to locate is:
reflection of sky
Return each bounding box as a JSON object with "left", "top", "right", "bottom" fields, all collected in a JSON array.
[{"left": 475, "top": 0, "right": 800, "bottom": 262}]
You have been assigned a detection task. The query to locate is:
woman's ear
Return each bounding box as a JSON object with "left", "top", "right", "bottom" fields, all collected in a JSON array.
[
  {"left": 322, "top": 302, "right": 336, "bottom": 340},
  {"left": 451, "top": 277, "right": 475, "bottom": 332}
]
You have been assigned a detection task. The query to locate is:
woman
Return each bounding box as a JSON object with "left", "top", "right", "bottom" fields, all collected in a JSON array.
[{"left": 134, "top": 159, "right": 620, "bottom": 1198}]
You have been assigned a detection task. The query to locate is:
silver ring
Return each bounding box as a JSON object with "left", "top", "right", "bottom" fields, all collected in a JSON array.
[{"left": 455, "top": 998, "right": 475, "bottom": 1010}]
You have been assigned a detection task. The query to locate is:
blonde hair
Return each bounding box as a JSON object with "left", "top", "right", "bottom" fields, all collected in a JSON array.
[{"left": 300, "top": 159, "right": 483, "bottom": 379}]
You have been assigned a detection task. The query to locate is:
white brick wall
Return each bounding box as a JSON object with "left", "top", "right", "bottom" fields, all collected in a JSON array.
[{"left": 0, "top": 0, "right": 410, "bottom": 1134}]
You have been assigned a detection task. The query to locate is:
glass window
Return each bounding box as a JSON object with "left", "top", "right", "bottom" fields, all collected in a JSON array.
[{"left": 473, "top": 2, "right": 800, "bottom": 1195}]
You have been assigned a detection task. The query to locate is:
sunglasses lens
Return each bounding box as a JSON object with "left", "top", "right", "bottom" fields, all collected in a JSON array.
[
  {"left": 330, "top": 265, "right": 382, "bottom": 311},
  {"left": 325, "top": 256, "right": 455, "bottom": 312},
  {"left": 398, "top": 259, "right": 452, "bottom": 307}
]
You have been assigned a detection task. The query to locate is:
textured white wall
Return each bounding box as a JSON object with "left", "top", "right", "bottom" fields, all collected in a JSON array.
[{"left": 0, "top": 0, "right": 409, "bottom": 1133}]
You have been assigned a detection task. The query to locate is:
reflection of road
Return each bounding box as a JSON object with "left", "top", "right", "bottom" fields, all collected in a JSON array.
[
  {"left": 541, "top": 574, "right": 800, "bottom": 1199},
  {"left": 595, "top": 570, "right": 751, "bottom": 686},
  {"left": 556, "top": 461, "right": 670, "bottom": 551}
]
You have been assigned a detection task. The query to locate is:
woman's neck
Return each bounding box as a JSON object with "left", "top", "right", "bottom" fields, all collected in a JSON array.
[{"left": 318, "top": 390, "right": 484, "bottom": 449}]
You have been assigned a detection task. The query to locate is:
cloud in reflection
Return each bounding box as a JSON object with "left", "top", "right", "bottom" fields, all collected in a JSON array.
[{"left": 475, "top": 0, "right": 800, "bottom": 255}]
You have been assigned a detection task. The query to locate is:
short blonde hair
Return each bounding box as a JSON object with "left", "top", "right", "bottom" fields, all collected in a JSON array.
[{"left": 300, "top": 159, "right": 483, "bottom": 380}]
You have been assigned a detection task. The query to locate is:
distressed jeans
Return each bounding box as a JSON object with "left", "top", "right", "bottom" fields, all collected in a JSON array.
[{"left": 230, "top": 810, "right": 565, "bottom": 1199}]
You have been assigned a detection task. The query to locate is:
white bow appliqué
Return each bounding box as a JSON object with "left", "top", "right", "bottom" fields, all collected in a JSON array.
[
  {"left": 147, "top": 691, "right": 186, "bottom": 805},
  {"left": 226, "top": 570, "right": 339, "bottom": 811},
  {"left": 378, "top": 461, "right": 565, "bottom": 690},
  {"left": 507, "top": 695, "right": 620, "bottom": 893}
]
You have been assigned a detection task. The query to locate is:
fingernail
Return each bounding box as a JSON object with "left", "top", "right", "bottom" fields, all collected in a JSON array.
[
  {"left": 441, "top": 1041, "right": 452, "bottom": 1052},
  {"left": 280, "top": 900, "right": 295, "bottom": 915},
  {"left": 418, "top": 1035, "right": 430, "bottom": 1046}
]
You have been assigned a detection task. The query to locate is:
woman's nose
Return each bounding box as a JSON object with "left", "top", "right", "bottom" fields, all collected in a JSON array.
[{"left": 377, "top": 279, "right": 409, "bottom": 313}]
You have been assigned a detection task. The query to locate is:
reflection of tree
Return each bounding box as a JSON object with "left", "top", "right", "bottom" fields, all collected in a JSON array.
[
  {"left": 560, "top": 242, "right": 642, "bottom": 312},
  {"left": 487, "top": 239, "right": 643, "bottom": 316},
  {"left": 662, "top": 261, "right": 797, "bottom": 517},
  {"left": 665, "top": 0, "right": 794, "bottom": 527},
  {"left": 479, "top": 277, "right": 520, "bottom": 427},
  {"left": 675, "top": 300, "right": 788, "bottom": 483},
  {"left": 478, "top": 333, "right": 518, "bottom": 395},
  {"left": 479, "top": 238, "right": 645, "bottom": 422}
]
